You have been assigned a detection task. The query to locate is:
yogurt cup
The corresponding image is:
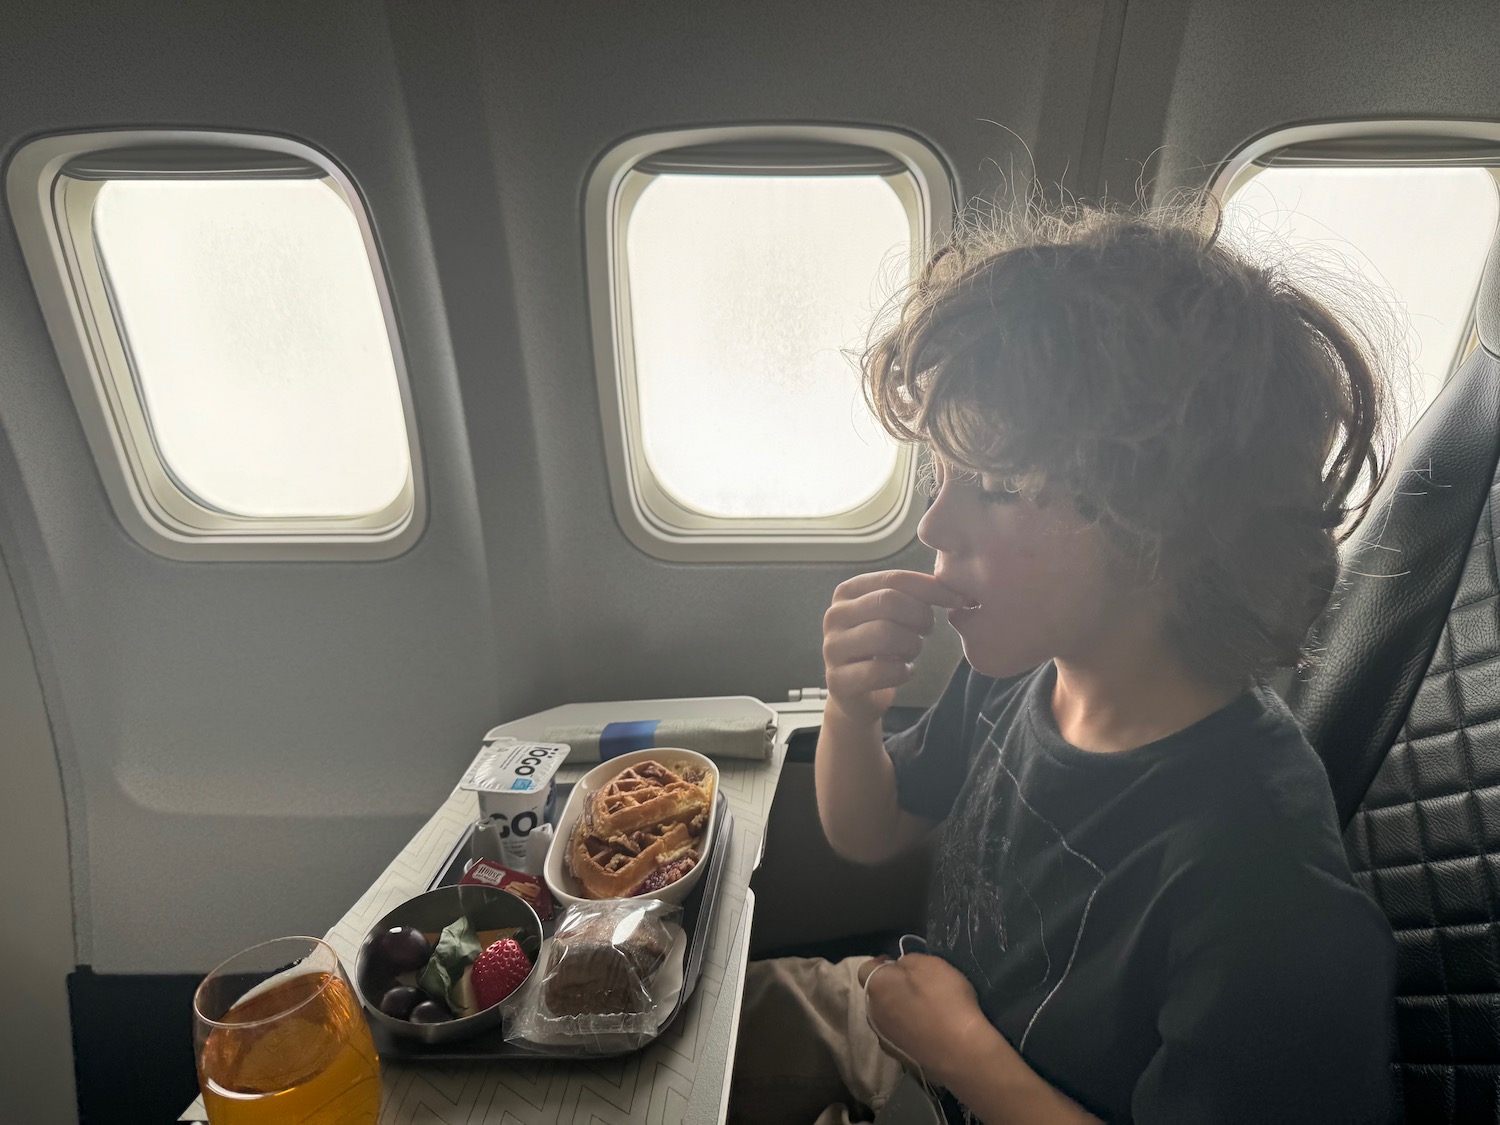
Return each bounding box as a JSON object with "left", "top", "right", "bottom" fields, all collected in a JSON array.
[{"left": 459, "top": 739, "right": 570, "bottom": 869}]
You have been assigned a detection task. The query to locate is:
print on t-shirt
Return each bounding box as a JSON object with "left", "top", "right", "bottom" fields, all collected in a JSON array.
[
  {"left": 893, "top": 662, "right": 1397, "bottom": 1121},
  {"left": 930, "top": 711, "right": 1105, "bottom": 1049}
]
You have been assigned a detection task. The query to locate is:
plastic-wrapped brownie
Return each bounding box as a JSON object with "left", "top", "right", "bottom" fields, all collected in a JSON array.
[
  {"left": 505, "top": 898, "right": 681, "bottom": 1051},
  {"left": 545, "top": 900, "right": 675, "bottom": 1016}
]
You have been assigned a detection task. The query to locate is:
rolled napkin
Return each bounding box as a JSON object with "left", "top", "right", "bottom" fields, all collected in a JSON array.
[{"left": 543, "top": 717, "right": 774, "bottom": 762}]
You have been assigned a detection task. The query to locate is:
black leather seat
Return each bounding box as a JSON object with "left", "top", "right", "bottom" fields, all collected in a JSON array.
[{"left": 1289, "top": 235, "right": 1500, "bottom": 1122}]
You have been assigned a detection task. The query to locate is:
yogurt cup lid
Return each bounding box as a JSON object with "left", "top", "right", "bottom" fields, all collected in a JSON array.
[{"left": 460, "top": 739, "right": 571, "bottom": 794}]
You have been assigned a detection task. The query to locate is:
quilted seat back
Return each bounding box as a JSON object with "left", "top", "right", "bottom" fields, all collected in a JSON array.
[{"left": 1289, "top": 236, "right": 1500, "bottom": 1122}]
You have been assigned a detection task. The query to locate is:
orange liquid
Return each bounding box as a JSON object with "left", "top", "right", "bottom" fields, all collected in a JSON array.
[{"left": 198, "top": 972, "right": 381, "bottom": 1125}]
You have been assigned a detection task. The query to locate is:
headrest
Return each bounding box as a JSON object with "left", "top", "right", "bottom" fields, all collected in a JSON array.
[
  {"left": 1478, "top": 232, "right": 1500, "bottom": 357},
  {"left": 1290, "top": 305, "right": 1500, "bottom": 827}
]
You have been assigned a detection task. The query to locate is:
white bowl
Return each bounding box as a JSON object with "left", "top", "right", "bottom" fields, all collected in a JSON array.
[{"left": 543, "top": 748, "right": 720, "bottom": 909}]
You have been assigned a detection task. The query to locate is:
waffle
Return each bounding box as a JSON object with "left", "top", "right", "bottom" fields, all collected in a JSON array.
[
  {"left": 566, "top": 758, "right": 713, "bottom": 898},
  {"left": 591, "top": 760, "right": 713, "bottom": 838}
]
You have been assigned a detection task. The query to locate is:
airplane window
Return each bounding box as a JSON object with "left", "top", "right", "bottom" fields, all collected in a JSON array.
[
  {"left": 91, "top": 179, "right": 412, "bottom": 519},
  {"left": 7, "top": 131, "right": 424, "bottom": 558},
  {"left": 587, "top": 127, "right": 947, "bottom": 561},
  {"left": 624, "top": 174, "right": 907, "bottom": 519},
  {"left": 1220, "top": 166, "right": 1500, "bottom": 438}
]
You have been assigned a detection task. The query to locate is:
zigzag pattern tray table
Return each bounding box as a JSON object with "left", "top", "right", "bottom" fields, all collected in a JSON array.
[{"left": 181, "top": 698, "right": 818, "bottom": 1124}]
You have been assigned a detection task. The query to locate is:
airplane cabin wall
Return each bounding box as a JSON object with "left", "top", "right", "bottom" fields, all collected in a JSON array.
[
  {"left": 1101, "top": 0, "right": 1500, "bottom": 200},
  {"left": 0, "top": 0, "right": 1111, "bottom": 982},
  {"left": 415, "top": 0, "right": 1121, "bottom": 710},
  {"left": 0, "top": 1, "right": 510, "bottom": 980},
  {"left": 0, "top": 545, "right": 76, "bottom": 1124}
]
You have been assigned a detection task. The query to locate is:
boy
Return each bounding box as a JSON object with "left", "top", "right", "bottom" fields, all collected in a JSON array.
[{"left": 730, "top": 207, "right": 1399, "bottom": 1124}]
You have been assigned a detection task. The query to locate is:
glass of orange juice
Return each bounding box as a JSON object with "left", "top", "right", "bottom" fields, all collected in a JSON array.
[{"left": 193, "top": 936, "right": 381, "bottom": 1125}]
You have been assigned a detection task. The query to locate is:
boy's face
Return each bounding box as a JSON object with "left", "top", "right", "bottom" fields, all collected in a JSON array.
[{"left": 918, "top": 460, "right": 1135, "bottom": 678}]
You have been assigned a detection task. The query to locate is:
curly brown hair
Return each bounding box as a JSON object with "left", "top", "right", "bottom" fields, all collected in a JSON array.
[{"left": 863, "top": 202, "right": 1392, "bottom": 686}]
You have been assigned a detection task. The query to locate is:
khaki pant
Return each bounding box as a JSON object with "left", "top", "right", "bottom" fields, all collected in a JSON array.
[{"left": 727, "top": 956, "right": 907, "bottom": 1125}]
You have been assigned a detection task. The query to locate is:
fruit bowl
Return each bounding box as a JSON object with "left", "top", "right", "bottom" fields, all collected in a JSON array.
[{"left": 353, "top": 884, "right": 542, "bottom": 1045}]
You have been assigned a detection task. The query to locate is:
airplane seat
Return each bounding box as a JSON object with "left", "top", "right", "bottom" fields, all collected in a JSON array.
[{"left": 1287, "top": 232, "right": 1500, "bottom": 1122}]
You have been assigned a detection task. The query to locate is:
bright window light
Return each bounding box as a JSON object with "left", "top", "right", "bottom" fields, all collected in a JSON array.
[
  {"left": 1220, "top": 167, "right": 1499, "bottom": 437},
  {"left": 625, "top": 174, "right": 909, "bottom": 519},
  {"left": 92, "top": 179, "right": 412, "bottom": 518}
]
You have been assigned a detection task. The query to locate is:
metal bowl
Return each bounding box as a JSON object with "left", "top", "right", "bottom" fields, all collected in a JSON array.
[{"left": 353, "top": 884, "right": 543, "bottom": 1045}]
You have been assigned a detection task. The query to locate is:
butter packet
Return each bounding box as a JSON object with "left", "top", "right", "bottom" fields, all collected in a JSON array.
[{"left": 460, "top": 858, "right": 555, "bottom": 922}]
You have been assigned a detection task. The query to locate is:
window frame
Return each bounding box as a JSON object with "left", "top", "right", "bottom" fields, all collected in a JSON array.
[
  {"left": 6, "top": 130, "right": 425, "bottom": 561},
  {"left": 1212, "top": 119, "right": 1500, "bottom": 395},
  {"left": 585, "top": 125, "right": 953, "bottom": 563}
]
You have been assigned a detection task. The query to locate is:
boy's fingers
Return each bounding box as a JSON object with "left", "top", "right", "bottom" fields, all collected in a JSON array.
[
  {"left": 824, "top": 588, "right": 939, "bottom": 635},
  {"left": 834, "top": 570, "right": 966, "bottom": 609},
  {"left": 824, "top": 620, "right": 925, "bottom": 667},
  {"left": 827, "top": 658, "right": 915, "bottom": 700},
  {"left": 858, "top": 956, "right": 891, "bottom": 986}
]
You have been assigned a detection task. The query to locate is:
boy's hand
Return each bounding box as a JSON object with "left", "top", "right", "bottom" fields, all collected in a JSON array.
[
  {"left": 823, "top": 571, "right": 965, "bottom": 725},
  {"left": 860, "top": 955, "right": 1104, "bottom": 1124},
  {"left": 858, "top": 953, "right": 993, "bottom": 1085}
]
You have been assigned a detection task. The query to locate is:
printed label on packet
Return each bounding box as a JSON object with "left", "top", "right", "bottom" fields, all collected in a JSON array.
[
  {"left": 460, "top": 858, "right": 554, "bottom": 921},
  {"left": 460, "top": 739, "right": 570, "bottom": 800}
]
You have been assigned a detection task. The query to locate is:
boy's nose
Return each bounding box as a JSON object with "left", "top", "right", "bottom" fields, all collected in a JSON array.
[
  {"left": 917, "top": 486, "right": 958, "bottom": 553},
  {"left": 917, "top": 503, "right": 939, "bottom": 551}
]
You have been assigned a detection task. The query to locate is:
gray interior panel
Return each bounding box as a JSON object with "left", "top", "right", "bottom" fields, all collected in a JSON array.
[
  {"left": 1103, "top": 0, "right": 1500, "bottom": 199},
  {"left": 0, "top": 1, "right": 1104, "bottom": 978},
  {"left": 0, "top": 543, "right": 76, "bottom": 1124}
]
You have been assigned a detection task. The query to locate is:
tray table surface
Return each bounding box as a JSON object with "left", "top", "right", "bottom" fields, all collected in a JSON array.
[{"left": 180, "top": 700, "right": 818, "bottom": 1125}]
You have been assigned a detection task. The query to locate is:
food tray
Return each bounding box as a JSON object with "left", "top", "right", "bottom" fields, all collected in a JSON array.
[{"left": 367, "top": 785, "right": 733, "bottom": 1061}]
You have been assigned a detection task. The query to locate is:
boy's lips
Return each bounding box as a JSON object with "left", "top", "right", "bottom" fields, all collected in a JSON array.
[{"left": 936, "top": 573, "right": 983, "bottom": 611}]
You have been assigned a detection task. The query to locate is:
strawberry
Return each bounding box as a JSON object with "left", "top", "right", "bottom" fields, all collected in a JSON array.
[{"left": 470, "top": 938, "right": 532, "bottom": 1010}]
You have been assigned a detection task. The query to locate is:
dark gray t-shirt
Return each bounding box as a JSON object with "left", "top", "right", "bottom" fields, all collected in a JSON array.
[{"left": 886, "top": 660, "right": 1397, "bottom": 1123}]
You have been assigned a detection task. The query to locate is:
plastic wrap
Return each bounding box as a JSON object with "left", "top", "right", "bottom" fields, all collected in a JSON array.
[{"left": 506, "top": 899, "right": 683, "bottom": 1051}]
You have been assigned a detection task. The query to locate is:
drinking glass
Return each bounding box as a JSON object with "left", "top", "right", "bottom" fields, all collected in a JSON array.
[{"left": 193, "top": 936, "right": 381, "bottom": 1125}]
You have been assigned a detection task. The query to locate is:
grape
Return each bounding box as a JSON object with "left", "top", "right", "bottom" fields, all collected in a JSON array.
[
  {"left": 371, "top": 925, "right": 431, "bottom": 974},
  {"left": 378, "top": 985, "right": 425, "bottom": 1020},
  {"left": 408, "top": 1000, "right": 452, "bottom": 1024}
]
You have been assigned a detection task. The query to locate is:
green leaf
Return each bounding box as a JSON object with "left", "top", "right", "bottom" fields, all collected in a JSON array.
[
  {"left": 416, "top": 950, "right": 451, "bottom": 1005},
  {"left": 416, "top": 915, "right": 483, "bottom": 1007}
]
